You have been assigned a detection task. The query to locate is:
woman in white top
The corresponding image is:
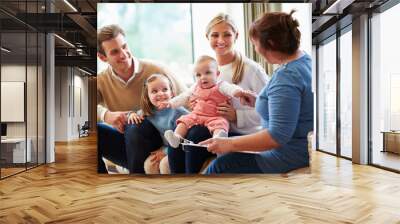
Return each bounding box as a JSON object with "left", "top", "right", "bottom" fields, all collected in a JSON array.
[{"left": 168, "top": 13, "right": 269, "bottom": 174}]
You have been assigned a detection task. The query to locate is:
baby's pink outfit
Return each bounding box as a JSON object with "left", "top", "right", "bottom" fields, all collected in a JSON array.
[{"left": 177, "top": 83, "right": 230, "bottom": 133}]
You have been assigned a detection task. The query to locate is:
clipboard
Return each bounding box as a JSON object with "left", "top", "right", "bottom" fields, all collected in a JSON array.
[{"left": 181, "top": 142, "right": 208, "bottom": 151}]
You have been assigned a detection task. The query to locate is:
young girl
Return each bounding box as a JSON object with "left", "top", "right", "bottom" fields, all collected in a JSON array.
[
  {"left": 162, "top": 55, "right": 254, "bottom": 148},
  {"left": 128, "top": 73, "right": 188, "bottom": 174}
]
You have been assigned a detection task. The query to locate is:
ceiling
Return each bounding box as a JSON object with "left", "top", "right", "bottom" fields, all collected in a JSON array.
[
  {"left": 0, "top": 0, "right": 395, "bottom": 74},
  {"left": 0, "top": 0, "right": 98, "bottom": 74},
  {"left": 311, "top": 0, "right": 391, "bottom": 44}
]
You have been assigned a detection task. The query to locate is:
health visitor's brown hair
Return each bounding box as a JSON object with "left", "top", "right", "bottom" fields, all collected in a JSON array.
[{"left": 249, "top": 10, "right": 301, "bottom": 55}]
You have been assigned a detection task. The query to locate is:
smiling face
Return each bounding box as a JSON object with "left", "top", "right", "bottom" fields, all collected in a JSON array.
[
  {"left": 147, "top": 77, "right": 173, "bottom": 108},
  {"left": 194, "top": 59, "right": 219, "bottom": 89},
  {"left": 98, "top": 33, "right": 132, "bottom": 74},
  {"left": 207, "top": 22, "right": 237, "bottom": 57}
]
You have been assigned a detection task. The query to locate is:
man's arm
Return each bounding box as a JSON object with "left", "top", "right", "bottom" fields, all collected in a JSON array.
[
  {"left": 97, "top": 105, "right": 108, "bottom": 122},
  {"left": 97, "top": 88, "right": 127, "bottom": 133},
  {"left": 97, "top": 89, "right": 108, "bottom": 122}
]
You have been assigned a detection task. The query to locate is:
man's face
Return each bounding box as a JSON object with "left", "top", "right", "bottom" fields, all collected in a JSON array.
[{"left": 98, "top": 33, "right": 132, "bottom": 72}]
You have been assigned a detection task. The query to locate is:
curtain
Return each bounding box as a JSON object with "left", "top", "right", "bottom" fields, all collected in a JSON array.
[
  {"left": 88, "top": 77, "right": 97, "bottom": 132},
  {"left": 243, "top": 3, "right": 282, "bottom": 76}
]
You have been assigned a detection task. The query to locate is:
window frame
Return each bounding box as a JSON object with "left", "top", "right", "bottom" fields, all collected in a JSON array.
[
  {"left": 315, "top": 23, "right": 353, "bottom": 161},
  {"left": 368, "top": 0, "right": 400, "bottom": 173}
]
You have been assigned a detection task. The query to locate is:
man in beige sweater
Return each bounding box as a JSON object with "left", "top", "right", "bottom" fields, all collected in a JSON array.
[{"left": 97, "top": 24, "right": 185, "bottom": 173}]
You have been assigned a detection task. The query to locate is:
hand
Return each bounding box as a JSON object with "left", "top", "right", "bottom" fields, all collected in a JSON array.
[
  {"left": 127, "top": 112, "right": 144, "bottom": 125},
  {"left": 150, "top": 150, "right": 166, "bottom": 163},
  {"left": 158, "top": 101, "right": 171, "bottom": 110},
  {"left": 199, "top": 137, "right": 234, "bottom": 154},
  {"left": 188, "top": 97, "right": 196, "bottom": 111},
  {"left": 217, "top": 101, "right": 237, "bottom": 122},
  {"left": 104, "top": 111, "right": 127, "bottom": 133},
  {"left": 234, "top": 90, "right": 257, "bottom": 107}
]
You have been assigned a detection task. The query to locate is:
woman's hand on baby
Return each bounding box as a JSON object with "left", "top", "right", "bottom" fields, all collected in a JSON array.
[
  {"left": 188, "top": 98, "right": 196, "bottom": 111},
  {"left": 199, "top": 137, "right": 234, "bottom": 154},
  {"left": 127, "top": 112, "right": 144, "bottom": 125},
  {"left": 234, "top": 90, "right": 257, "bottom": 107},
  {"left": 217, "top": 101, "right": 237, "bottom": 122},
  {"left": 158, "top": 101, "right": 171, "bottom": 110}
]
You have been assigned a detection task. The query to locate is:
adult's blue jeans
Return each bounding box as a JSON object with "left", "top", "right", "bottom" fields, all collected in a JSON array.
[
  {"left": 97, "top": 123, "right": 127, "bottom": 173},
  {"left": 204, "top": 152, "right": 264, "bottom": 174},
  {"left": 168, "top": 125, "right": 214, "bottom": 174},
  {"left": 205, "top": 149, "right": 309, "bottom": 174},
  {"left": 167, "top": 125, "right": 242, "bottom": 174},
  {"left": 97, "top": 118, "right": 162, "bottom": 173}
]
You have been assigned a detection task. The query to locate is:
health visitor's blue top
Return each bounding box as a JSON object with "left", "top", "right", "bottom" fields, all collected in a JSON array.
[{"left": 255, "top": 52, "right": 313, "bottom": 172}]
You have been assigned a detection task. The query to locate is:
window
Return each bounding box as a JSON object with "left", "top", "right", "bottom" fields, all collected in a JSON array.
[
  {"left": 0, "top": 1, "right": 46, "bottom": 179},
  {"left": 370, "top": 2, "right": 400, "bottom": 171},
  {"left": 390, "top": 74, "right": 400, "bottom": 130},
  {"left": 339, "top": 29, "right": 352, "bottom": 158},
  {"left": 97, "top": 3, "right": 245, "bottom": 86},
  {"left": 316, "top": 29, "right": 352, "bottom": 158},
  {"left": 317, "top": 37, "right": 337, "bottom": 154},
  {"left": 98, "top": 3, "right": 193, "bottom": 85}
]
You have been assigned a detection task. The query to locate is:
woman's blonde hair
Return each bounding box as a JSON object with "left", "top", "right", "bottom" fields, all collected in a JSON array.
[
  {"left": 206, "top": 13, "right": 245, "bottom": 84},
  {"left": 140, "top": 74, "right": 175, "bottom": 116}
]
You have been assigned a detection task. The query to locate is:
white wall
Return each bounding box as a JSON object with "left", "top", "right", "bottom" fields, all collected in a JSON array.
[
  {"left": 1, "top": 65, "right": 36, "bottom": 138},
  {"left": 1, "top": 65, "right": 26, "bottom": 142},
  {"left": 54, "top": 67, "right": 89, "bottom": 141},
  {"left": 1, "top": 64, "right": 46, "bottom": 164},
  {"left": 75, "top": 72, "right": 89, "bottom": 139},
  {"left": 55, "top": 67, "right": 69, "bottom": 141}
]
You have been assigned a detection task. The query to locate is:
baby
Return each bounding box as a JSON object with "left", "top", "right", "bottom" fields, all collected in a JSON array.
[{"left": 161, "top": 55, "right": 251, "bottom": 148}]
